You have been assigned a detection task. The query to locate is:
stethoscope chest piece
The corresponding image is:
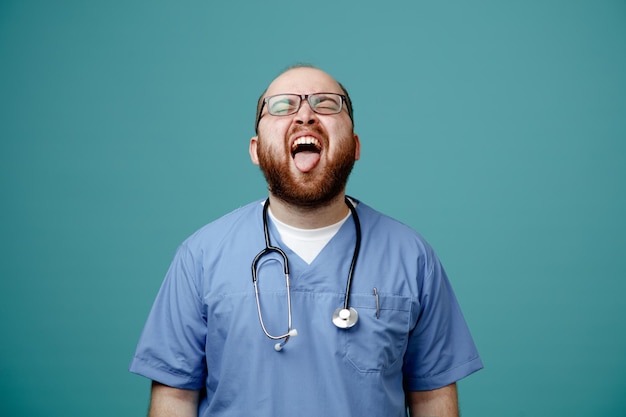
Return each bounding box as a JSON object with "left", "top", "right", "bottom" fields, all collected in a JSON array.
[{"left": 332, "top": 307, "right": 359, "bottom": 329}]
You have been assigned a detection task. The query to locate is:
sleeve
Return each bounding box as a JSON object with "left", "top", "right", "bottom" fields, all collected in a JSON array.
[
  {"left": 402, "top": 250, "right": 483, "bottom": 391},
  {"left": 129, "top": 243, "right": 208, "bottom": 390}
]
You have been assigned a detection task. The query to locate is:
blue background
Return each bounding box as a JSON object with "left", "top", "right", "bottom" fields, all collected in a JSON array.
[{"left": 1, "top": 1, "right": 625, "bottom": 416}]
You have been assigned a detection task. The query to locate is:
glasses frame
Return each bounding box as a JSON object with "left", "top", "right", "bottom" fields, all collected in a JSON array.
[{"left": 255, "top": 92, "right": 351, "bottom": 132}]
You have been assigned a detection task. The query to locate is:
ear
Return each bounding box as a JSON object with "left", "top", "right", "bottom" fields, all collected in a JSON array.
[
  {"left": 353, "top": 134, "right": 361, "bottom": 161},
  {"left": 249, "top": 136, "right": 260, "bottom": 165}
]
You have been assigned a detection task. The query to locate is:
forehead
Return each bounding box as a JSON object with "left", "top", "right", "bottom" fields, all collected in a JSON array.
[{"left": 265, "top": 68, "right": 343, "bottom": 96}]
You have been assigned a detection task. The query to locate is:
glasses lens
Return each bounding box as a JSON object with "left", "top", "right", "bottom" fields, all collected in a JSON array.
[
  {"left": 267, "top": 94, "right": 300, "bottom": 116},
  {"left": 309, "top": 93, "right": 343, "bottom": 114},
  {"left": 265, "top": 93, "right": 344, "bottom": 117}
]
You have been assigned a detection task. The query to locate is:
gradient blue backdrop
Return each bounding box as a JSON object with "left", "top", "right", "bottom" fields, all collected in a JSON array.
[{"left": 1, "top": 1, "right": 625, "bottom": 416}]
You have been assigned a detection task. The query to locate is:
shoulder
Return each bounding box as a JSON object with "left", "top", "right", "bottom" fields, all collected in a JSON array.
[
  {"left": 355, "top": 200, "right": 430, "bottom": 245},
  {"left": 354, "top": 199, "right": 440, "bottom": 270}
]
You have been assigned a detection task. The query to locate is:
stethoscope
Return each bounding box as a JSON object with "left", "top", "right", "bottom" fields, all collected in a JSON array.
[{"left": 251, "top": 197, "right": 361, "bottom": 351}]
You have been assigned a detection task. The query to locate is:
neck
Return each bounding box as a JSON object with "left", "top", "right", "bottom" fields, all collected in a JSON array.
[{"left": 267, "top": 193, "right": 350, "bottom": 229}]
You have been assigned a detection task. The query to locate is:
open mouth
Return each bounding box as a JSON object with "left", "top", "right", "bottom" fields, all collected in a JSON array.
[
  {"left": 291, "top": 136, "right": 322, "bottom": 172},
  {"left": 291, "top": 136, "right": 322, "bottom": 157}
]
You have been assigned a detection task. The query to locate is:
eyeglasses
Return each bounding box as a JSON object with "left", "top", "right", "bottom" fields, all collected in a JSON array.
[{"left": 255, "top": 93, "right": 351, "bottom": 132}]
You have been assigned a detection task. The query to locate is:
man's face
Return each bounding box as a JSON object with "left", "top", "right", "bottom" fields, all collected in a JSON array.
[{"left": 250, "top": 67, "right": 360, "bottom": 207}]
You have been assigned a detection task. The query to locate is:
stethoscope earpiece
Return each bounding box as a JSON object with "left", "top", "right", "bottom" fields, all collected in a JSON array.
[{"left": 252, "top": 197, "right": 362, "bottom": 350}]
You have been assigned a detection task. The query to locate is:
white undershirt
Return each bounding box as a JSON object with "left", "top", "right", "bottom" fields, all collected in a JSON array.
[{"left": 267, "top": 208, "right": 351, "bottom": 264}]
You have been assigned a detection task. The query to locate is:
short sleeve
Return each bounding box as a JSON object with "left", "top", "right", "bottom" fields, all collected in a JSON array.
[
  {"left": 129, "top": 243, "right": 207, "bottom": 389},
  {"left": 402, "top": 252, "right": 483, "bottom": 391}
]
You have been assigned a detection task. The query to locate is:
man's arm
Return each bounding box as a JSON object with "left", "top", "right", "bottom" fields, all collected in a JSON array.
[
  {"left": 148, "top": 381, "right": 200, "bottom": 417},
  {"left": 407, "top": 383, "right": 458, "bottom": 417}
]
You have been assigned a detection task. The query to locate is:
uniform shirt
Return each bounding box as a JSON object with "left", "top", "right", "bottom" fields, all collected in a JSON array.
[{"left": 130, "top": 199, "right": 483, "bottom": 417}]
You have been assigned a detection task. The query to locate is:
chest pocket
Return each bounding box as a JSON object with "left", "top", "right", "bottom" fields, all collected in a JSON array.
[{"left": 340, "top": 293, "right": 412, "bottom": 373}]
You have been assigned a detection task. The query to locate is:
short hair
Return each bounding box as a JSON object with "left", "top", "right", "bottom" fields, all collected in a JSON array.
[{"left": 254, "top": 65, "right": 354, "bottom": 133}]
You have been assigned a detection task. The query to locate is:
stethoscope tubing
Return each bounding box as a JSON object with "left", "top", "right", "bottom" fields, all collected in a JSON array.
[
  {"left": 342, "top": 199, "right": 361, "bottom": 310},
  {"left": 251, "top": 197, "right": 361, "bottom": 348},
  {"left": 251, "top": 202, "right": 294, "bottom": 342}
]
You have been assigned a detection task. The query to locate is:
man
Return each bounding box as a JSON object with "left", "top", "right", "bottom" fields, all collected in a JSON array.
[{"left": 130, "top": 65, "right": 483, "bottom": 417}]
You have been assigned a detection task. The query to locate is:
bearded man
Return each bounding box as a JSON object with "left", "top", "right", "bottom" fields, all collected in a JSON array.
[{"left": 130, "top": 65, "right": 482, "bottom": 417}]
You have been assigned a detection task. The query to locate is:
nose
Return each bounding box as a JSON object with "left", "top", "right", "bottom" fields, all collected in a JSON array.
[{"left": 294, "top": 99, "right": 318, "bottom": 126}]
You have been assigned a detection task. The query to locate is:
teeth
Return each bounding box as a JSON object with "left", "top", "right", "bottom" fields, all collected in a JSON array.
[{"left": 292, "top": 136, "right": 321, "bottom": 151}]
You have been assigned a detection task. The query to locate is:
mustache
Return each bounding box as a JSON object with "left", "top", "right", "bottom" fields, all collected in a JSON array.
[{"left": 288, "top": 124, "right": 326, "bottom": 138}]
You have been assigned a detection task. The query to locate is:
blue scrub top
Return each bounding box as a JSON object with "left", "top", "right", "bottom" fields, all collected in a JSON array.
[{"left": 130, "top": 199, "right": 483, "bottom": 417}]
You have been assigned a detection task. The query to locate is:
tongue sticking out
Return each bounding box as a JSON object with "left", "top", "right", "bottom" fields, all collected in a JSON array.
[
  {"left": 292, "top": 141, "right": 322, "bottom": 172},
  {"left": 293, "top": 151, "right": 321, "bottom": 172}
]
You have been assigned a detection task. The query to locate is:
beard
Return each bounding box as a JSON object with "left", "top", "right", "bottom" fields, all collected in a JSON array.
[{"left": 256, "top": 131, "right": 357, "bottom": 208}]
